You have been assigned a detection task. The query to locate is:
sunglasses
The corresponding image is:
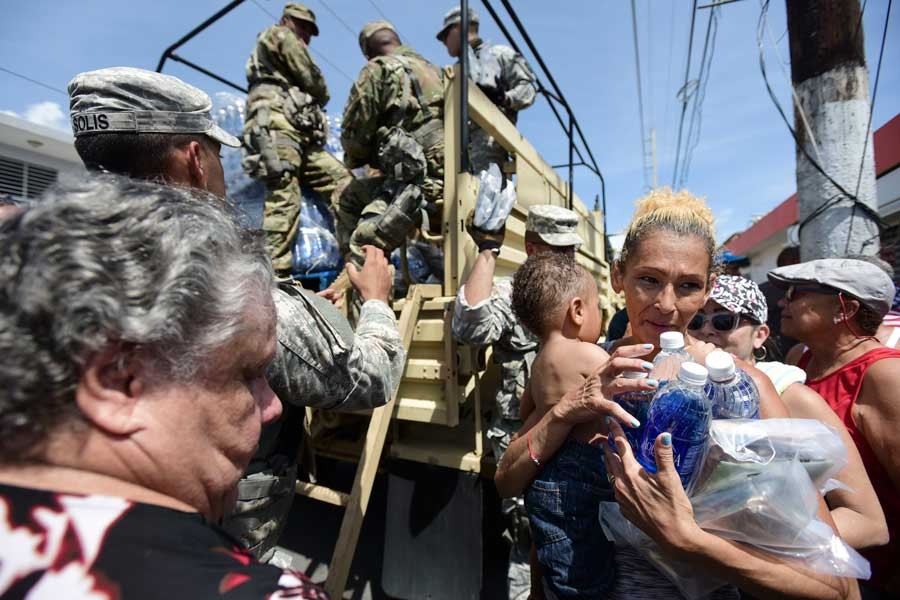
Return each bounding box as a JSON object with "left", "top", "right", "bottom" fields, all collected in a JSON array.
[
  {"left": 688, "top": 311, "right": 745, "bottom": 332},
  {"left": 784, "top": 285, "right": 838, "bottom": 302}
]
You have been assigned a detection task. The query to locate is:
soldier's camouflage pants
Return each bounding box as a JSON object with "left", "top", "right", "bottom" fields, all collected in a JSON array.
[{"left": 262, "top": 138, "right": 351, "bottom": 274}]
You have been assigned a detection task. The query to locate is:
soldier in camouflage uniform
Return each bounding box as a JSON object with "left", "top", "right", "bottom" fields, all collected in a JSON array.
[
  {"left": 337, "top": 21, "right": 444, "bottom": 268},
  {"left": 243, "top": 3, "right": 352, "bottom": 276},
  {"left": 437, "top": 6, "right": 537, "bottom": 172},
  {"left": 452, "top": 204, "right": 582, "bottom": 600},
  {"left": 67, "top": 67, "right": 405, "bottom": 566}
]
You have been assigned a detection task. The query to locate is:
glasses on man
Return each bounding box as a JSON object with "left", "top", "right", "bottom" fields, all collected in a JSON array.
[
  {"left": 688, "top": 312, "right": 745, "bottom": 332},
  {"left": 784, "top": 285, "right": 838, "bottom": 302}
]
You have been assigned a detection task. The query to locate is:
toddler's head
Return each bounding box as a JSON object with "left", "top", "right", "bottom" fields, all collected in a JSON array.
[{"left": 511, "top": 251, "right": 602, "bottom": 342}]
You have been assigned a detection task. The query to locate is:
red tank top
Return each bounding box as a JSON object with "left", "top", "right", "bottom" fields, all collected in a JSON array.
[{"left": 799, "top": 347, "right": 900, "bottom": 592}]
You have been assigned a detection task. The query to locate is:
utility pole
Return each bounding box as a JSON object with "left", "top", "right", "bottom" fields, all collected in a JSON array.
[{"left": 786, "top": 0, "right": 879, "bottom": 260}]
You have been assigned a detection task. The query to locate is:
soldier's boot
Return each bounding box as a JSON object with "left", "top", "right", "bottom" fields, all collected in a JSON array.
[{"left": 347, "top": 183, "right": 423, "bottom": 269}]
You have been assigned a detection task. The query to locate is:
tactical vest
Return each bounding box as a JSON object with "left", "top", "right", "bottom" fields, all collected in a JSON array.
[{"left": 381, "top": 47, "right": 444, "bottom": 153}]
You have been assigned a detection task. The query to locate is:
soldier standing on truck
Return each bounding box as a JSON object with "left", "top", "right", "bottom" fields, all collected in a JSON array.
[
  {"left": 243, "top": 3, "right": 352, "bottom": 277},
  {"left": 452, "top": 204, "right": 583, "bottom": 600},
  {"left": 337, "top": 21, "right": 444, "bottom": 268},
  {"left": 436, "top": 6, "right": 537, "bottom": 173},
  {"left": 67, "top": 66, "right": 405, "bottom": 567}
]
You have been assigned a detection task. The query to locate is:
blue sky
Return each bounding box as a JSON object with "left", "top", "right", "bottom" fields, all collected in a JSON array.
[{"left": 1, "top": 0, "right": 897, "bottom": 242}]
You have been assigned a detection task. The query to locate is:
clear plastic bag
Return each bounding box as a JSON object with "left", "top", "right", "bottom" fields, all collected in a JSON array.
[
  {"left": 599, "top": 420, "right": 868, "bottom": 598},
  {"left": 689, "top": 418, "right": 848, "bottom": 495},
  {"left": 473, "top": 164, "right": 515, "bottom": 231},
  {"left": 473, "top": 163, "right": 502, "bottom": 229}
]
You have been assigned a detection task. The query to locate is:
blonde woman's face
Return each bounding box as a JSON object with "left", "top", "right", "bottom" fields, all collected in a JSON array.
[{"left": 614, "top": 231, "right": 711, "bottom": 347}]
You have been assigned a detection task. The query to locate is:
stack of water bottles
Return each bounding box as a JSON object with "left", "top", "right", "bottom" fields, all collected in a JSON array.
[
  {"left": 291, "top": 190, "right": 342, "bottom": 281},
  {"left": 601, "top": 337, "right": 868, "bottom": 598}
]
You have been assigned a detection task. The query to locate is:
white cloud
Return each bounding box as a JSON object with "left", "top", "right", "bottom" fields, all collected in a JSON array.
[
  {"left": 1, "top": 101, "right": 69, "bottom": 133},
  {"left": 23, "top": 101, "right": 68, "bottom": 131}
]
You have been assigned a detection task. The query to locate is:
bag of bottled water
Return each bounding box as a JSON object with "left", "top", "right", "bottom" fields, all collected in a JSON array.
[{"left": 704, "top": 350, "right": 760, "bottom": 419}]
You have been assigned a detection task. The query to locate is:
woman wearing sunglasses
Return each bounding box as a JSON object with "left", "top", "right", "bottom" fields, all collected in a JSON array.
[
  {"left": 766, "top": 258, "right": 900, "bottom": 598},
  {"left": 691, "top": 275, "right": 887, "bottom": 552}
]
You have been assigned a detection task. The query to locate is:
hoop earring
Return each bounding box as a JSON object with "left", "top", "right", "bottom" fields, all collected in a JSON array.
[{"left": 753, "top": 345, "right": 767, "bottom": 361}]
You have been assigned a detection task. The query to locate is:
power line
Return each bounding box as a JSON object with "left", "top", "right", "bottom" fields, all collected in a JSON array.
[
  {"left": 365, "top": 0, "right": 391, "bottom": 22},
  {"left": 630, "top": 0, "right": 650, "bottom": 189},
  {"left": 848, "top": 0, "right": 892, "bottom": 252},
  {"left": 756, "top": 0, "right": 884, "bottom": 240},
  {"left": 314, "top": 0, "right": 358, "bottom": 38},
  {"left": 671, "top": 0, "right": 699, "bottom": 187},
  {"left": 0, "top": 66, "right": 66, "bottom": 96},
  {"left": 660, "top": 0, "right": 677, "bottom": 173},
  {"left": 249, "top": 0, "right": 354, "bottom": 83},
  {"left": 678, "top": 5, "right": 719, "bottom": 187}
]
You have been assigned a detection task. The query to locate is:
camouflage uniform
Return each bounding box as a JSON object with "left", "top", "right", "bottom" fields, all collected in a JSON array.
[
  {"left": 243, "top": 12, "right": 351, "bottom": 274},
  {"left": 435, "top": 6, "right": 537, "bottom": 173},
  {"left": 225, "top": 283, "right": 405, "bottom": 563},
  {"left": 339, "top": 33, "right": 444, "bottom": 267},
  {"left": 452, "top": 205, "right": 582, "bottom": 600},
  {"left": 467, "top": 37, "right": 537, "bottom": 173}
]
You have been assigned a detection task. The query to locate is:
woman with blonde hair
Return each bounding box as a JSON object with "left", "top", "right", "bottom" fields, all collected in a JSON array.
[{"left": 496, "top": 188, "right": 857, "bottom": 599}]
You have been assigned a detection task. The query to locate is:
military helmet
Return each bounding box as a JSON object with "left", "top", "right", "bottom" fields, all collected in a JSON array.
[
  {"left": 358, "top": 20, "right": 398, "bottom": 55},
  {"left": 436, "top": 6, "right": 479, "bottom": 41},
  {"left": 283, "top": 3, "right": 319, "bottom": 36}
]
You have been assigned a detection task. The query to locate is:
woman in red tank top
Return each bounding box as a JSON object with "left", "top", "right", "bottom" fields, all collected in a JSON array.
[{"left": 770, "top": 258, "right": 900, "bottom": 597}]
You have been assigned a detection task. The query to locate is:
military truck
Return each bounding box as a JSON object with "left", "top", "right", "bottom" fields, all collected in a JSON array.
[{"left": 157, "top": 5, "right": 614, "bottom": 597}]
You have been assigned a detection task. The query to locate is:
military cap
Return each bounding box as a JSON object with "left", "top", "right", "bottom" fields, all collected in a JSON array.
[
  {"left": 67, "top": 67, "right": 240, "bottom": 147},
  {"left": 436, "top": 6, "right": 479, "bottom": 41},
  {"left": 283, "top": 3, "right": 319, "bottom": 36},
  {"left": 358, "top": 20, "right": 398, "bottom": 55},
  {"left": 526, "top": 205, "right": 583, "bottom": 247}
]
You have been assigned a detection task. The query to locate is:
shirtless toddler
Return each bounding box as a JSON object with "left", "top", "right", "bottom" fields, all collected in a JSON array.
[{"left": 510, "top": 251, "right": 617, "bottom": 599}]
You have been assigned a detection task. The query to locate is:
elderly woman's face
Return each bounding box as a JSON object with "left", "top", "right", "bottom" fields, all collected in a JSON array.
[
  {"left": 144, "top": 301, "right": 281, "bottom": 511},
  {"left": 613, "top": 231, "right": 711, "bottom": 348},
  {"left": 778, "top": 286, "right": 838, "bottom": 340}
]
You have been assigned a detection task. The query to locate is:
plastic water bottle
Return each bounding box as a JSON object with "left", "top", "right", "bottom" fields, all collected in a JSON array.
[
  {"left": 651, "top": 331, "right": 692, "bottom": 384},
  {"left": 704, "top": 350, "right": 760, "bottom": 419},
  {"left": 637, "top": 362, "right": 711, "bottom": 487},
  {"left": 613, "top": 371, "right": 654, "bottom": 453}
]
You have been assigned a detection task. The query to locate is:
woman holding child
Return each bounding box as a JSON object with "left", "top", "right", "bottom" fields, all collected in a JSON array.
[{"left": 495, "top": 189, "right": 857, "bottom": 599}]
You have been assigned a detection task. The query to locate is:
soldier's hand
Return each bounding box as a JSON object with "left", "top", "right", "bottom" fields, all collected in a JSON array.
[
  {"left": 465, "top": 209, "right": 505, "bottom": 253},
  {"left": 316, "top": 286, "right": 344, "bottom": 309},
  {"left": 346, "top": 245, "right": 392, "bottom": 304}
]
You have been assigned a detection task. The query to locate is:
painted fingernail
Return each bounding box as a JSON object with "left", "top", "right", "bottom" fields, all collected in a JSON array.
[
  {"left": 647, "top": 379, "right": 660, "bottom": 388},
  {"left": 661, "top": 432, "right": 672, "bottom": 447},
  {"left": 604, "top": 416, "right": 611, "bottom": 426},
  {"left": 608, "top": 436, "right": 617, "bottom": 452},
  {"left": 642, "top": 361, "right": 654, "bottom": 370},
  {"left": 631, "top": 418, "right": 641, "bottom": 428},
  {"left": 642, "top": 343, "right": 654, "bottom": 349}
]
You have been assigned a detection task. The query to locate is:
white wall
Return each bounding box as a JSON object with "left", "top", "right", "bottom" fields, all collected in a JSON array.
[{"left": 745, "top": 230, "right": 789, "bottom": 283}]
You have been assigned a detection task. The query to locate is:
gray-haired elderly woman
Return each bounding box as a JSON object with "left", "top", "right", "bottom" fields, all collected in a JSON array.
[{"left": 0, "top": 175, "right": 329, "bottom": 599}]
